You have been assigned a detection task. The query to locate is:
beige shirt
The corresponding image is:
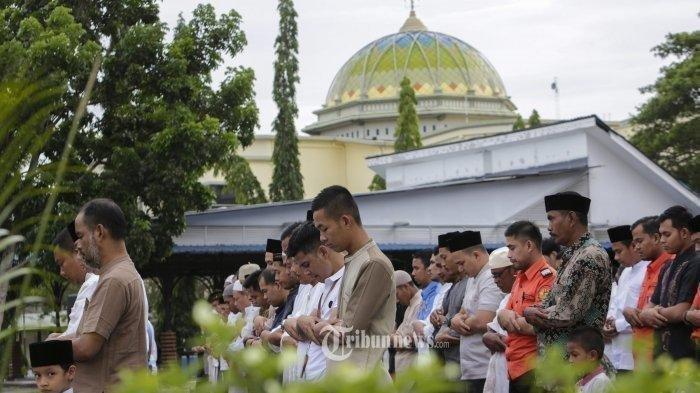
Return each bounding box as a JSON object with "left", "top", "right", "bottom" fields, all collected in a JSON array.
[
  {"left": 74, "top": 255, "right": 147, "bottom": 392},
  {"left": 329, "top": 240, "right": 396, "bottom": 377},
  {"left": 394, "top": 289, "right": 422, "bottom": 373}
]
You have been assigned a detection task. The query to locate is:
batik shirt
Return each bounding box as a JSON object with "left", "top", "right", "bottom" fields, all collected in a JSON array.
[{"left": 536, "top": 232, "right": 612, "bottom": 353}]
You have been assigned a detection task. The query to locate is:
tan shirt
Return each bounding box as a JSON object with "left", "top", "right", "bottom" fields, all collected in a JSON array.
[
  {"left": 394, "top": 289, "right": 422, "bottom": 373},
  {"left": 74, "top": 255, "right": 147, "bottom": 392},
  {"left": 330, "top": 240, "right": 396, "bottom": 377}
]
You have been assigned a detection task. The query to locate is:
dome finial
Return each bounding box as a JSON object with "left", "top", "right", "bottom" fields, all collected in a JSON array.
[{"left": 399, "top": 1, "right": 427, "bottom": 32}]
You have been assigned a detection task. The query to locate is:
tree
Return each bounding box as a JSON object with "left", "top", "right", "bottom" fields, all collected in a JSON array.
[
  {"left": 631, "top": 29, "right": 699, "bottom": 191},
  {"left": 0, "top": 1, "right": 261, "bottom": 347},
  {"left": 394, "top": 77, "right": 422, "bottom": 151},
  {"left": 512, "top": 114, "right": 526, "bottom": 130},
  {"left": 527, "top": 109, "right": 541, "bottom": 127},
  {"left": 369, "top": 77, "right": 422, "bottom": 191},
  {"left": 269, "top": 0, "right": 303, "bottom": 201}
]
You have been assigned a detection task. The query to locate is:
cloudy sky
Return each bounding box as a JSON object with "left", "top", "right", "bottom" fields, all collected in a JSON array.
[{"left": 160, "top": 0, "right": 698, "bottom": 133}]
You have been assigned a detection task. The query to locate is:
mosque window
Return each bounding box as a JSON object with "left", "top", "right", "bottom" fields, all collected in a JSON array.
[
  {"left": 423, "top": 125, "right": 427, "bottom": 133},
  {"left": 366, "top": 129, "right": 370, "bottom": 136},
  {"left": 432, "top": 124, "right": 436, "bottom": 131},
  {"left": 376, "top": 129, "right": 379, "bottom": 136},
  {"left": 385, "top": 128, "right": 389, "bottom": 135}
]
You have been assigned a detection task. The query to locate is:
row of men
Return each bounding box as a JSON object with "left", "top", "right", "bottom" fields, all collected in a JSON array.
[
  {"left": 204, "top": 187, "right": 699, "bottom": 393},
  {"left": 27, "top": 187, "right": 699, "bottom": 393}
]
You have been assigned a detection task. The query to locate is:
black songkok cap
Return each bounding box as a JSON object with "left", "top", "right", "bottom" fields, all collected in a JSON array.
[
  {"left": 447, "top": 231, "right": 483, "bottom": 252},
  {"left": 266, "top": 239, "right": 282, "bottom": 254},
  {"left": 438, "top": 231, "right": 460, "bottom": 248},
  {"left": 67, "top": 221, "right": 78, "bottom": 242},
  {"left": 306, "top": 210, "right": 314, "bottom": 222},
  {"left": 544, "top": 192, "right": 591, "bottom": 214},
  {"left": 607, "top": 225, "right": 632, "bottom": 243},
  {"left": 29, "top": 340, "right": 73, "bottom": 367},
  {"left": 691, "top": 215, "right": 700, "bottom": 233}
]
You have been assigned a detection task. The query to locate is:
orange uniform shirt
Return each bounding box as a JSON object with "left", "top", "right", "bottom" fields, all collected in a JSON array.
[
  {"left": 691, "top": 288, "right": 700, "bottom": 340},
  {"left": 505, "top": 257, "right": 556, "bottom": 380},
  {"left": 633, "top": 252, "right": 674, "bottom": 340}
]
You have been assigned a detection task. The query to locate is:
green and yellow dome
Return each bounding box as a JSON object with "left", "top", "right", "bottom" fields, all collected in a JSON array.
[{"left": 325, "top": 12, "right": 508, "bottom": 107}]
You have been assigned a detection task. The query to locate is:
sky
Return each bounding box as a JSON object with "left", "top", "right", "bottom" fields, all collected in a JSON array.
[{"left": 160, "top": 0, "right": 698, "bottom": 133}]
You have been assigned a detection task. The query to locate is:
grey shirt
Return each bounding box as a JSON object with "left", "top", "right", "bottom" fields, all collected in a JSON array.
[{"left": 437, "top": 276, "right": 469, "bottom": 364}]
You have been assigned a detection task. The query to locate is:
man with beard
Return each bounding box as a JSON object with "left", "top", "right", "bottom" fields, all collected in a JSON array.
[
  {"left": 311, "top": 185, "right": 395, "bottom": 381},
  {"left": 523, "top": 192, "right": 611, "bottom": 355},
  {"left": 66, "top": 199, "right": 147, "bottom": 392}
]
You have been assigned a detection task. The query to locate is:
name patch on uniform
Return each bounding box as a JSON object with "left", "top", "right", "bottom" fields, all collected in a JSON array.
[{"left": 540, "top": 268, "right": 553, "bottom": 277}]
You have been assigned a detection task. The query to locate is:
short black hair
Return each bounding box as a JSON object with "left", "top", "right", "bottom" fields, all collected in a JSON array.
[
  {"left": 52, "top": 228, "right": 74, "bottom": 252},
  {"left": 568, "top": 327, "right": 604, "bottom": 360},
  {"left": 412, "top": 251, "right": 432, "bottom": 268},
  {"left": 504, "top": 221, "right": 543, "bottom": 249},
  {"left": 311, "top": 185, "right": 362, "bottom": 225},
  {"left": 541, "top": 237, "right": 560, "bottom": 255},
  {"left": 281, "top": 221, "right": 304, "bottom": 242},
  {"left": 259, "top": 268, "right": 276, "bottom": 286},
  {"left": 631, "top": 216, "right": 659, "bottom": 236},
  {"left": 243, "top": 270, "right": 262, "bottom": 291},
  {"left": 79, "top": 198, "right": 127, "bottom": 240},
  {"left": 658, "top": 205, "right": 693, "bottom": 231},
  {"left": 287, "top": 221, "right": 321, "bottom": 258}
]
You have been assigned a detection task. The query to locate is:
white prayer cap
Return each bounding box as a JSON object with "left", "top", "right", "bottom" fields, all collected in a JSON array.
[
  {"left": 394, "top": 270, "right": 413, "bottom": 286},
  {"left": 223, "top": 284, "right": 235, "bottom": 298},
  {"left": 487, "top": 247, "right": 512, "bottom": 269},
  {"left": 224, "top": 274, "right": 236, "bottom": 287},
  {"left": 232, "top": 280, "right": 244, "bottom": 292}
]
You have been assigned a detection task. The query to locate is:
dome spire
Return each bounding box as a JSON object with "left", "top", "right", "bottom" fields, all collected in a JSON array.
[{"left": 399, "top": 1, "right": 427, "bottom": 32}]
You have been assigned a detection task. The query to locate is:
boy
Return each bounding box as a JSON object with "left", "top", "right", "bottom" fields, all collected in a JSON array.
[
  {"left": 566, "top": 327, "right": 611, "bottom": 393},
  {"left": 29, "top": 340, "right": 75, "bottom": 393}
]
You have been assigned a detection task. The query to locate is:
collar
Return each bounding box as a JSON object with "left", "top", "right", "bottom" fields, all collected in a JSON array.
[
  {"left": 326, "top": 265, "right": 345, "bottom": 285},
  {"left": 649, "top": 252, "right": 673, "bottom": 269},
  {"left": 630, "top": 259, "right": 650, "bottom": 272},
  {"left": 674, "top": 246, "right": 696, "bottom": 263},
  {"left": 410, "top": 289, "right": 423, "bottom": 307},
  {"left": 99, "top": 254, "right": 131, "bottom": 274},
  {"left": 345, "top": 239, "right": 376, "bottom": 263},
  {"left": 576, "top": 365, "right": 605, "bottom": 388},
  {"left": 422, "top": 281, "right": 440, "bottom": 296},
  {"left": 523, "top": 256, "right": 549, "bottom": 281}
]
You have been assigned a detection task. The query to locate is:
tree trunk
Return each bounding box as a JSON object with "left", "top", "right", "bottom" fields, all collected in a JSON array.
[{"left": 0, "top": 244, "right": 16, "bottom": 328}]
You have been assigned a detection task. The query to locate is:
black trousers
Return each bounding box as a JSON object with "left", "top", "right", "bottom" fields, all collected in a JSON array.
[
  {"left": 465, "top": 378, "right": 486, "bottom": 393},
  {"left": 509, "top": 370, "right": 535, "bottom": 393}
]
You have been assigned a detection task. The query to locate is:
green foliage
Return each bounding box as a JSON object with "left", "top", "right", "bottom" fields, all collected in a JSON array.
[
  {"left": 1, "top": 1, "right": 260, "bottom": 270},
  {"left": 512, "top": 114, "right": 526, "bottom": 130},
  {"left": 215, "top": 155, "right": 267, "bottom": 205},
  {"left": 370, "top": 76, "right": 422, "bottom": 191},
  {"left": 394, "top": 77, "right": 422, "bottom": 152},
  {"left": 269, "top": 0, "right": 304, "bottom": 202},
  {"left": 368, "top": 175, "right": 387, "bottom": 192},
  {"left": 631, "top": 29, "right": 699, "bottom": 191},
  {"left": 527, "top": 109, "right": 541, "bottom": 127}
]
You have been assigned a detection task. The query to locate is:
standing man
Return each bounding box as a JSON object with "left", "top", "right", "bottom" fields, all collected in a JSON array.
[
  {"left": 49, "top": 227, "right": 99, "bottom": 340},
  {"left": 68, "top": 198, "right": 147, "bottom": 392},
  {"left": 411, "top": 251, "right": 440, "bottom": 321},
  {"left": 449, "top": 231, "right": 505, "bottom": 393},
  {"left": 482, "top": 247, "right": 517, "bottom": 393},
  {"left": 391, "top": 270, "right": 423, "bottom": 373},
  {"left": 602, "top": 225, "right": 649, "bottom": 372},
  {"left": 498, "top": 221, "right": 556, "bottom": 393},
  {"left": 434, "top": 232, "right": 468, "bottom": 366},
  {"left": 287, "top": 221, "right": 346, "bottom": 381},
  {"left": 523, "top": 192, "right": 611, "bottom": 354},
  {"left": 640, "top": 206, "right": 699, "bottom": 360},
  {"left": 624, "top": 216, "right": 674, "bottom": 359},
  {"left": 311, "top": 185, "right": 395, "bottom": 379}
]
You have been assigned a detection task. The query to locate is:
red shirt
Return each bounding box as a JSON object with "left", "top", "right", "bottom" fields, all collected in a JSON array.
[
  {"left": 505, "top": 257, "right": 556, "bottom": 380},
  {"left": 633, "top": 252, "right": 674, "bottom": 340}
]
